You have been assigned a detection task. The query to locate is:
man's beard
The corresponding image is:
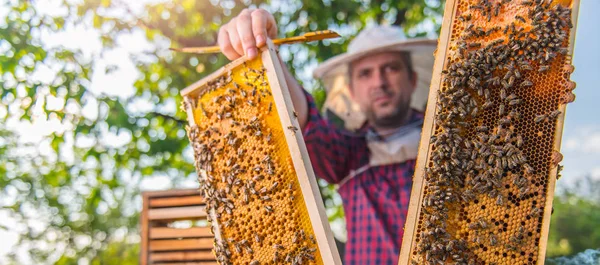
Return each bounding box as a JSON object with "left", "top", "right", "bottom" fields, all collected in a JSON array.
[{"left": 366, "top": 99, "right": 412, "bottom": 129}]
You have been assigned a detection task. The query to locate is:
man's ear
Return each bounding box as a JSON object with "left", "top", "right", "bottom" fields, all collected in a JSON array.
[{"left": 348, "top": 82, "right": 356, "bottom": 100}]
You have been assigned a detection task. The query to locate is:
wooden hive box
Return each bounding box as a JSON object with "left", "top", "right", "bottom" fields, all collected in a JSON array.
[{"left": 140, "top": 189, "right": 217, "bottom": 265}]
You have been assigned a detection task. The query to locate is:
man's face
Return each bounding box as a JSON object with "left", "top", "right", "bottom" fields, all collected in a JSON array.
[{"left": 349, "top": 51, "right": 417, "bottom": 128}]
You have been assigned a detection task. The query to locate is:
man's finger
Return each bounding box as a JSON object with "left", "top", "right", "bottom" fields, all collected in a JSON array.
[
  {"left": 226, "top": 21, "right": 244, "bottom": 57},
  {"left": 218, "top": 27, "right": 239, "bottom": 60},
  {"left": 237, "top": 9, "right": 258, "bottom": 59},
  {"left": 252, "top": 9, "right": 277, "bottom": 47}
]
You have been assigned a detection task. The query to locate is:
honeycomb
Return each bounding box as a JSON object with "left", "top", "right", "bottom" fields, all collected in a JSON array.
[
  {"left": 401, "top": 0, "right": 578, "bottom": 264},
  {"left": 182, "top": 57, "right": 327, "bottom": 265}
]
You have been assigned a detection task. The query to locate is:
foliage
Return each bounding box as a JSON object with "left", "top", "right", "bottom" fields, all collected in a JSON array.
[
  {"left": 0, "top": 0, "right": 444, "bottom": 263},
  {"left": 546, "top": 176, "right": 600, "bottom": 258}
]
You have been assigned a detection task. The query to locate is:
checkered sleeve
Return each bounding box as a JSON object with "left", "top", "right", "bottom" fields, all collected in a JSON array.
[{"left": 301, "top": 90, "right": 357, "bottom": 185}]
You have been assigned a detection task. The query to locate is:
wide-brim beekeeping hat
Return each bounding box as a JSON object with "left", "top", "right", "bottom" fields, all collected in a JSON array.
[{"left": 313, "top": 25, "right": 437, "bottom": 131}]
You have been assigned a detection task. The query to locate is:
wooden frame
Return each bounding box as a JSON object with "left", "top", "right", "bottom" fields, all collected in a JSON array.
[
  {"left": 140, "top": 189, "right": 216, "bottom": 265},
  {"left": 180, "top": 39, "right": 342, "bottom": 265},
  {"left": 398, "top": 0, "right": 581, "bottom": 264}
]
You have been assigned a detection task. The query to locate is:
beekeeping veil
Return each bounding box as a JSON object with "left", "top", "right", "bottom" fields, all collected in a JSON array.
[{"left": 313, "top": 25, "right": 437, "bottom": 132}]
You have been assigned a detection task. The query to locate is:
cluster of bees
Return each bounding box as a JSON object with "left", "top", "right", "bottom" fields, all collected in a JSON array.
[
  {"left": 184, "top": 60, "right": 320, "bottom": 265},
  {"left": 413, "top": 0, "right": 575, "bottom": 264}
]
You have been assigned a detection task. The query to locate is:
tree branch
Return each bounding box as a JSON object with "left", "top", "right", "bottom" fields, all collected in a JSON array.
[
  {"left": 393, "top": 8, "right": 407, "bottom": 26},
  {"left": 149, "top": 112, "right": 187, "bottom": 126}
]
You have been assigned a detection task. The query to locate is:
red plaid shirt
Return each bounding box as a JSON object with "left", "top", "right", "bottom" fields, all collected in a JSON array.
[{"left": 302, "top": 92, "right": 422, "bottom": 265}]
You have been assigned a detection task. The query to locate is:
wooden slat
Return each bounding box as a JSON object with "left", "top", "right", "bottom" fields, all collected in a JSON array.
[
  {"left": 153, "top": 261, "right": 219, "bottom": 265},
  {"left": 148, "top": 206, "right": 206, "bottom": 221},
  {"left": 150, "top": 227, "right": 212, "bottom": 239},
  {"left": 150, "top": 250, "right": 215, "bottom": 261},
  {"left": 149, "top": 238, "right": 214, "bottom": 251},
  {"left": 150, "top": 196, "right": 205, "bottom": 208},
  {"left": 141, "top": 193, "right": 150, "bottom": 265},
  {"left": 143, "top": 189, "right": 201, "bottom": 199}
]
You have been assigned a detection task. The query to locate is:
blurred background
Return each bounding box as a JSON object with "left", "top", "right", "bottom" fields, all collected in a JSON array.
[{"left": 0, "top": 0, "right": 598, "bottom": 264}]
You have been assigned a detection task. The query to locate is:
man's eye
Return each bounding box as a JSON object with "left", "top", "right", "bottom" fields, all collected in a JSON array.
[{"left": 386, "top": 65, "right": 401, "bottom": 72}]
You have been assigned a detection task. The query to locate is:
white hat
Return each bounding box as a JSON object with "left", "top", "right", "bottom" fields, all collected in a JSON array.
[{"left": 313, "top": 25, "right": 437, "bottom": 131}]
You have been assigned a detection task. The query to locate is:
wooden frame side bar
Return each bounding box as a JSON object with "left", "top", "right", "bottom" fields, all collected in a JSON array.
[
  {"left": 261, "top": 39, "right": 343, "bottom": 265},
  {"left": 398, "top": 0, "right": 458, "bottom": 263},
  {"left": 538, "top": 0, "right": 581, "bottom": 263}
]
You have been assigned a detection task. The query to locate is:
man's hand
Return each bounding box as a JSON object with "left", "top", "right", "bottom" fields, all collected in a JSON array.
[
  {"left": 217, "top": 8, "right": 307, "bottom": 129},
  {"left": 218, "top": 8, "right": 278, "bottom": 60}
]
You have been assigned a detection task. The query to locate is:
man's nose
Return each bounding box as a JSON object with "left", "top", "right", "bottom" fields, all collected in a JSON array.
[{"left": 373, "top": 69, "right": 389, "bottom": 90}]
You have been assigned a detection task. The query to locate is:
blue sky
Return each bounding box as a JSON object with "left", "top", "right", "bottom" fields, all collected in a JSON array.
[{"left": 556, "top": 0, "right": 600, "bottom": 187}]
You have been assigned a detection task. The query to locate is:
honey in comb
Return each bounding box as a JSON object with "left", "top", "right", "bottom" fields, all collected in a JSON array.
[
  {"left": 184, "top": 58, "right": 323, "bottom": 265},
  {"left": 406, "top": 0, "right": 577, "bottom": 264}
]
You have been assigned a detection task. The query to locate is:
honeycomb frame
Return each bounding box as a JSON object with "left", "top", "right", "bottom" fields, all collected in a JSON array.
[
  {"left": 399, "top": 0, "right": 581, "bottom": 264},
  {"left": 180, "top": 40, "right": 342, "bottom": 265}
]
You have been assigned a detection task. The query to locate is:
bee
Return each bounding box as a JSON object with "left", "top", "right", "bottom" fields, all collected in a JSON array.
[
  {"left": 265, "top": 205, "right": 273, "bottom": 213},
  {"left": 549, "top": 110, "right": 561, "bottom": 119},
  {"left": 521, "top": 80, "right": 533, "bottom": 87},
  {"left": 199, "top": 102, "right": 208, "bottom": 116},
  {"left": 270, "top": 182, "right": 279, "bottom": 191},
  {"left": 233, "top": 243, "right": 242, "bottom": 253},
  {"left": 496, "top": 194, "right": 504, "bottom": 205},
  {"left": 513, "top": 134, "right": 524, "bottom": 147},
  {"left": 245, "top": 245, "right": 254, "bottom": 254},
  {"left": 459, "top": 14, "right": 472, "bottom": 22},
  {"left": 509, "top": 99, "right": 523, "bottom": 106},
  {"left": 499, "top": 104, "right": 506, "bottom": 116},
  {"left": 469, "top": 42, "right": 481, "bottom": 48},
  {"left": 249, "top": 261, "right": 258, "bottom": 265},
  {"left": 287, "top": 125, "right": 298, "bottom": 133},
  {"left": 539, "top": 65, "right": 550, "bottom": 72},
  {"left": 486, "top": 76, "right": 500, "bottom": 85},
  {"left": 534, "top": 114, "right": 547, "bottom": 123},
  {"left": 490, "top": 234, "right": 498, "bottom": 246},
  {"left": 515, "top": 15, "right": 526, "bottom": 23},
  {"left": 476, "top": 125, "right": 489, "bottom": 132},
  {"left": 558, "top": 47, "right": 569, "bottom": 55},
  {"left": 254, "top": 233, "right": 261, "bottom": 243},
  {"left": 268, "top": 102, "right": 273, "bottom": 113},
  {"left": 293, "top": 111, "right": 298, "bottom": 118},
  {"left": 501, "top": 79, "right": 511, "bottom": 89},
  {"left": 471, "top": 106, "right": 479, "bottom": 117},
  {"left": 523, "top": 163, "right": 535, "bottom": 174}
]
